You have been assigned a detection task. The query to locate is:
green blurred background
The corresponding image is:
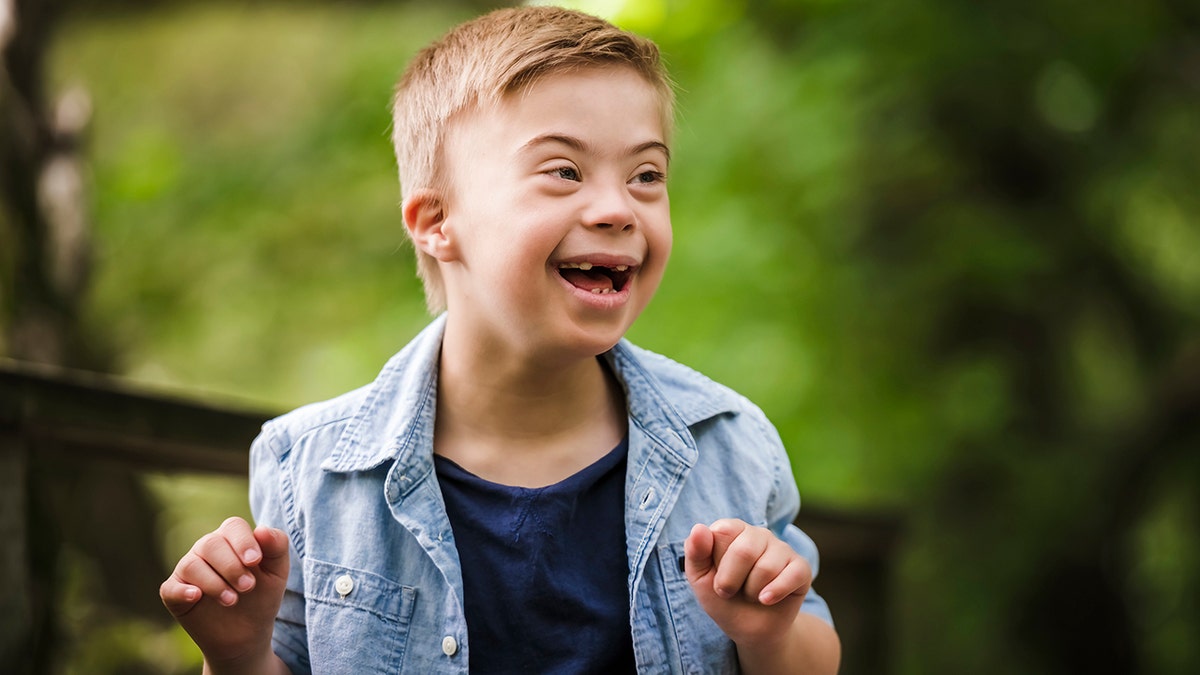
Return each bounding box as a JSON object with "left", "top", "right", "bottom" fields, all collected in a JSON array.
[{"left": 4, "top": 0, "right": 1198, "bottom": 672}]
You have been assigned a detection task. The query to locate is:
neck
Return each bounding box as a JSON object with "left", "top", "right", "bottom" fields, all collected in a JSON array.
[
  {"left": 439, "top": 347, "right": 615, "bottom": 440},
  {"left": 432, "top": 317, "right": 627, "bottom": 485}
]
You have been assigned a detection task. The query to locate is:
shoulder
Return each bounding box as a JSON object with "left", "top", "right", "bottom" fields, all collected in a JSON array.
[
  {"left": 615, "top": 342, "right": 799, "bottom": 527},
  {"left": 252, "top": 384, "right": 373, "bottom": 462},
  {"left": 611, "top": 340, "right": 769, "bottom": 429},
  {"left": 612, "top": 341, "right": 787, "bottom": 479},
  {"left": 253, "top": 315, "right": 446, "bottom": 468}
]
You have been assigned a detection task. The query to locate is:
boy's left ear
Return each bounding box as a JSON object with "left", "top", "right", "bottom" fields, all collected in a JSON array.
[{"left": 403, "top": 189, "right": 458, "bottom": 261}]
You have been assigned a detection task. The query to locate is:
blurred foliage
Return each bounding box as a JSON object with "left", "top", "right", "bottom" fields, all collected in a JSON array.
[{"left": 30, "top": 0, "right": 1200, "bottom": 672}]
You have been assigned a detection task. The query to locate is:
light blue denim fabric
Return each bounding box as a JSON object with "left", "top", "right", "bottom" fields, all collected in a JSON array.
[{"left": 249, "top": 315, "right": 832, "bottom": 674}]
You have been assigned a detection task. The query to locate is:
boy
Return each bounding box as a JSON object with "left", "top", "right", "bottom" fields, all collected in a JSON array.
[{"left": 160, "top": 6, "right": 840, "bottom": 674}]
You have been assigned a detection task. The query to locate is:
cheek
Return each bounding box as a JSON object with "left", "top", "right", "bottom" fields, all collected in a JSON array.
[
  {"left": 651, "top": 210, "right": 673, "bottom": 262},
  {"left": 644, "top": 224, "right": 672, "bottom": 295},
  {"left": 642, "top": 235, "right": 671, "bottom": 290}
]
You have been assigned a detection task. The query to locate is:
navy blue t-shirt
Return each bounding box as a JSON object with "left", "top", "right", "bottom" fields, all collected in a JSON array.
[{"left": 434, "top": 439, "right": 636, "bottom": 674}]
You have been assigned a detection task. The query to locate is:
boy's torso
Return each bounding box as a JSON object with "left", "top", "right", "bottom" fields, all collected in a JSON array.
[{"left": 250, "top": 316, "right": 828, "bottom": 674}]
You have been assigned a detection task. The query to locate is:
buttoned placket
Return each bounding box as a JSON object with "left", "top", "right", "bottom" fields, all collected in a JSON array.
[
  {"left": 623, "top": 410, "right": 697, "bottom": 674},
  {"left": 385, "top": 448, "right": 470, "bottom": 671}
]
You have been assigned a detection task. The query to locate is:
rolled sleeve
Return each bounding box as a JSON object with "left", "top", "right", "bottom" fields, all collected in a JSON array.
[
  {"left": 248, "top": 423, "right": 311, "bottom": 674},
  {"left": 781, "top": 523, "right": 834, "bottom": 627},
  {"left": 757, "top": 408, "right": 835, "bottom": 628}
]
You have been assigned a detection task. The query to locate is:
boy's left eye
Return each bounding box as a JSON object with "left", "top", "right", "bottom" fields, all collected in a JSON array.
[
  {"left": 549, "top": 167, "right": 581, "bottom": 181},
  {"left": 632, "top": 170, "right": 666, "bottom": 185}
]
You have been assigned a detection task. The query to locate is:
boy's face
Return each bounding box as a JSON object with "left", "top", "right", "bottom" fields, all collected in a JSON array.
[{"left": 435, "top": 65, "right": 672, "bottom": 361}]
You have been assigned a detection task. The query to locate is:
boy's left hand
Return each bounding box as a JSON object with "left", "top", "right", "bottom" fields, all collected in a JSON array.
[{"left": 683, "top": 519, "right": 811, "bottom": 648}]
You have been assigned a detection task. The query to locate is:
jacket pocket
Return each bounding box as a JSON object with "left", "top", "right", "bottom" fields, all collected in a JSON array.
[
  {"left": 304, "top": 557, "right": 418, "bottom": 673},
  {"left": 655, "top": 540, "right": 740, "bottom": 675}
]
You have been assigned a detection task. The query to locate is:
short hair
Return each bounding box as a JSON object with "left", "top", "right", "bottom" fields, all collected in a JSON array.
[{"left": 391, "top": 5, "right": 675, "bottom": 313}]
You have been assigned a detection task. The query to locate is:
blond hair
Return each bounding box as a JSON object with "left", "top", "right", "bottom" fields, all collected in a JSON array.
[{"left": 391, "top": 5, "right": 674, "bottom": 313}]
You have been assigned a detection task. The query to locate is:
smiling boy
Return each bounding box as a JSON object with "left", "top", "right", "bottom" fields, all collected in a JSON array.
[{"left": 161, "top": 6, "right": 840, "bottom": 674}]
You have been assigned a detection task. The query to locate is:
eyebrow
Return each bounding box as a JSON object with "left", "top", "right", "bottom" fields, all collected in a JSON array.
[{"left": 519, "top": 133, "right": 671, "bottom": 165}]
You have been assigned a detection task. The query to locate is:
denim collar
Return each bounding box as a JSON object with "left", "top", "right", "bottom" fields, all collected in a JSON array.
[{"left": 321, "top": 314, "right": 738, "bottom": 475}]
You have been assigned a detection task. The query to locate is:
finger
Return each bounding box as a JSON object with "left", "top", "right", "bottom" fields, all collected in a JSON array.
[
  {"left": 173, "top": 552, "right": 241, "bottom": 607},
  {"left": 684, "top": 523, "right": 716, "bottom": 583},
  {"left": 711, "top": 527, "right": 769, "bottom": 600},
  {"left": 707, "top": 518, "right": 749, "bottom": 570},
  {"left": 192, "top": 531, "right": 257, "bottom": 596},
  {"left": 218, "top": 516, "right": 263, "bottom": 567},
  {"left": 253, "top": 526, "right": 291, "bottom": 578},
  {"left": 757, "top": 556, "right": 813, "bottom": 606},
  {"left": 159, "top": 576, "right": 203, "bottom": 617},
  {"left": 741, "top": 542, "right": 795, "bottom": 601}
]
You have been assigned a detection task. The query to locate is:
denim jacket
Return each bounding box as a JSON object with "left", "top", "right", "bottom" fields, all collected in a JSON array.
[{"left": 249, "top": 315, "right": 832, "bottom": 674}]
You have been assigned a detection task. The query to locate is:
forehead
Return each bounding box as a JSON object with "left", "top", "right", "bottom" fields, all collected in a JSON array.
[
  {"left": 505, "top": 63, "right": 672, "bottom": 122},
  {"left": 452, "top": 65, "right": 670, "bottom": 153}
]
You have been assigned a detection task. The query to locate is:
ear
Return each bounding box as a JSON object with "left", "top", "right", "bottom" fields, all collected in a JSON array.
[{"left": 403, "top": 189, "right": 457, "bottom": 261}]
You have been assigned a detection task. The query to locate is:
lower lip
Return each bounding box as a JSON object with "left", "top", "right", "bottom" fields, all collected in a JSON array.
[{"left": 553, "top": 272, "right": 632, "bottom": 310}]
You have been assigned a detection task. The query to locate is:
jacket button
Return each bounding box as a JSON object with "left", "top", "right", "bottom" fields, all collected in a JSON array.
[
  {"left": 334, "top": 574, "right": 354, "bottom": 597},
  {"left": 442, "top": 635, "right": 458, "bottom": 656}
]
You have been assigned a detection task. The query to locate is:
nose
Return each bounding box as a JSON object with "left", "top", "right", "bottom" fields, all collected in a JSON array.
[{"left": 583, "top": 181, "right": 636, "bottom": 232}]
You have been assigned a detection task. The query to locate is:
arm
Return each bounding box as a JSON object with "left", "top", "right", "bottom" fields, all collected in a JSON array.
[
  {"left": 736, "top": 612, "right": 841, "bottom": 675},
  {"left": 204, "top": 650, "right": 293, "bottom": 675},
  {"left": 160, "top": 517, "right": 294, "bottom": 675},
  {"left": 684, "top": 520, "right": 841, "bottom": 675}
]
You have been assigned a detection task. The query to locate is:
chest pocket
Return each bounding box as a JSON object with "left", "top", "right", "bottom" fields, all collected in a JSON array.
[
  {"left": 305, "top": 557, "right": 418, "bottom": 674},
  {"left": 656, "top": 540, "right": 740, "bottom": 675}
]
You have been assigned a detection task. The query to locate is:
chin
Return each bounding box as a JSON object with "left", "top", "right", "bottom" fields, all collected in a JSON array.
[{"left": 573, "top": 318, "right": 636, "bottom": 356}]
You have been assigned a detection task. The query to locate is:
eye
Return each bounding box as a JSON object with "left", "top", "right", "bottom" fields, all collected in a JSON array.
[
  {"left": 548, "top": 166, "right": 581, "bottom": 181},
  {"left": 632, "top": 170, "right": 666, "bottom": 185}
]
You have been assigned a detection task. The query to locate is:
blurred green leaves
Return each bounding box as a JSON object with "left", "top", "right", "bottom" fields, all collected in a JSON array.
[
  {"left": 43, "top": 0, "right": 1200, "bottom": 673},
  {"left": 52, "top": 4, "right": 466, "bottom": 406}
]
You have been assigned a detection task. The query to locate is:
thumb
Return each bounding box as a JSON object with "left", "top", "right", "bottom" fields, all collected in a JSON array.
[
  {"left": 683, "top": 523, "right": 715, "bottom": 584},
  {"left": 253, "top": 526, "right": 290, "bottom": 578}
]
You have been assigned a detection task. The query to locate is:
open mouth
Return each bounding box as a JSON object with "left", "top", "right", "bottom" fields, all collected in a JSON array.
[{"left": 557, "top": 261, "right": 634, "bottom": 295}]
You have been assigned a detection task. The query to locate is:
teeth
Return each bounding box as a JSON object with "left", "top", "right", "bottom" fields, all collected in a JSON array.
[
  {"left": 558, "top": 262, "right": 632, "bottom": 271},
  {"left": 590, "top": 288, "right": 616, "bottom": 294}
]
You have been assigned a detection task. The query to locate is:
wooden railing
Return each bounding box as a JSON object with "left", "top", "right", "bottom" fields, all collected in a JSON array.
[{"left": 0, "top": 358, "right": 899, "bottom": 674}]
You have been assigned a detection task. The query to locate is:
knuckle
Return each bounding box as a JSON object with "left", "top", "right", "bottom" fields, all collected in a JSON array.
[
  {"left": 724, "top": 541, "right": 761, "bottom": 566},
  {"left": 770, "top": 562, "right": 809, "bottom": 591},
  {"left": 789, "top": 558, "right": 814, "bottom": 584},
  {"left": 221, "top": 515, "right": 248, "bottom": 532},
  {"left": 179, "top": 553, "right": 228, "bottom": 587},
  {"left": 710, "top": 518, "right": 744, "bottom": 534},
  {"left": 177, "top": 554, "right": 206, "bottom": 580},
  {"left": 192, "top": 531, "right": 221, "bottom": 553},
  {"left": 733, "top": 532, "right": 769, "bottom": 556},
  {"left": 767, "top": 541, "right": 796, "bottom": 564}
]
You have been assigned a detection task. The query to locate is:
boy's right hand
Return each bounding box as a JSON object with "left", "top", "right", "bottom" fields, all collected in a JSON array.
[{"left": 160, "top": 517, "right": 290, "bottom": 670}]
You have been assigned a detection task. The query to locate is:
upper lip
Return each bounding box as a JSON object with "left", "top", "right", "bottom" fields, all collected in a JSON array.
[
  {"left": 552, "top": 253, "right": 641, "bottom": 270},
  {"left": 552, "top": 253, "right": 640, "bottom": 293}
]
